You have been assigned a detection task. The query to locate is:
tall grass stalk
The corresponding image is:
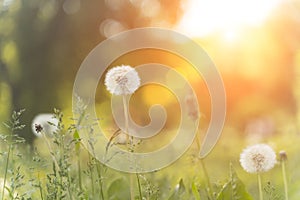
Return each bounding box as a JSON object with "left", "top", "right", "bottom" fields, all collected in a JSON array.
[
  {"left": 1, "top": 109, "right": 25, "bottom": 200},
  {"left": 2, "top": 142, "right": 12, "bottom": 200},
  {"left": 60, "top": 134, "right": 73, "bottom": 200},
  {"left": 87, "top": 128, "right": 105, "bottom": 199},
  {"left": 74, "top": 106, "right": 85, "bottom": 192},
  {"left": 88, "top": 139, "right": 104, "bottom": 199},
  {"left": 95, "top": 160, "right": 105, "bottom": 199},
  {"left": 77, "top": 149, "right": 82, "bottom": 190},
  {"left": 88, "top": 155, "right": 95, "bottom": 198}
]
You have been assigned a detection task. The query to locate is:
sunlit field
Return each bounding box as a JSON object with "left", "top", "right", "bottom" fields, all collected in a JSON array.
[{"left": 1, "top": 0, "right": 300, "bottom": 199}]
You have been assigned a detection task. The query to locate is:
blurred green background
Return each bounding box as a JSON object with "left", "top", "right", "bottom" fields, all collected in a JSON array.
[
  {"left": 0, "top": 0, "right": 300, "bottom": 147},
  {"left": 0, "top": 0, "right": 185, "bottom": 141}
]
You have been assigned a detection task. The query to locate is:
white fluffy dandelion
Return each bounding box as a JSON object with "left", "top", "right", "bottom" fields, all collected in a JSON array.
[
  {"left": 31, "top": 113, "right": 58, "bottom": 137},
  {"left": 104, "top": 65, "right": 140, "bottom": 95},
  {"left": 240, "top": 144, "right": 277, "bottom": 173}
]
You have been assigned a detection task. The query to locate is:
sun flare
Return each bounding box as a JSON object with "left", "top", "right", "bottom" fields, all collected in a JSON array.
[{"left": 177, "top": 0, "right": 282, "bottom": 37}]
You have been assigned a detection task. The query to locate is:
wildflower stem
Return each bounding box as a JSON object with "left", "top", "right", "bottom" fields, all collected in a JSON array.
[
  {"left": 257, "top": 173, "right": 264, "bottom": 200},
  {"left": 199, "top": 158, "right": 213, "bottom": 199},
  {"left": 281, "top": 160, "right": 289, "bottom": 200},
  {"left": 2, "top": 144, "right": 11, "bottom": 200}
]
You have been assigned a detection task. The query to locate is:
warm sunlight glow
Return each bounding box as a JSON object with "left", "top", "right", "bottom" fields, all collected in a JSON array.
[
  {"left": 177, "top": 0, "right": 282, "bottom": 37},
  {"left": 223, "top": 29, "right": 239, "bottom": 42}
]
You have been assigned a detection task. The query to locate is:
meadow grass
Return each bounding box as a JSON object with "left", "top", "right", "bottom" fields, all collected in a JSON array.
[{"left": 0, "top": 109, "right": 299, "bottom": 199}]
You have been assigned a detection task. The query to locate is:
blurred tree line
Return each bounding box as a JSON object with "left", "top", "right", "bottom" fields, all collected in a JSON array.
[
  {"left": 2, "top": 0, "right": 299, "bottom": 144},
  {"left": 0, "top": 0, "right": 184, "bottom": 142}
]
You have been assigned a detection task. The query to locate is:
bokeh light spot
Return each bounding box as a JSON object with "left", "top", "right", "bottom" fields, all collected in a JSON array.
[
  {"left": 63, "top": 0, "right": 81, "bottom": 15},
  {"left": 100, "top": 19, "right": 127, "bottom": 38},
  {"left": 141, "top": 0, "right": 161, "bottom": 18}
]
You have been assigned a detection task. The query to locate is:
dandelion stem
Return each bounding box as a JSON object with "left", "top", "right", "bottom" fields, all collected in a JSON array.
[
  {"left": 136, "top": 173, "right": 143, "bottom": 200},
  {"left": 41, "top": 132, "right": 60, "bottom": 171},
  {"left": 199, "top": 158, "right": 213, "bottom": 199},
  {"left": 122, "top": 95, "right": 135, "bottom": 200},
  {"left": 257, "top": 173, "right": 264, "bottom": 200},
  {"left": 130, "top": 174, "right": 135, "bottom": 200},
  {"left": 195, "top": 126, "right": 200, "bottom": 151},
  {"left": 122, "top": 95, "right": 130, "bottom": 146},
  {"left": 281, "top": 160, "right": 289, "bottom": 200},
  {"left": 2, "top": 144, "right": 11, "bottom": 200}
]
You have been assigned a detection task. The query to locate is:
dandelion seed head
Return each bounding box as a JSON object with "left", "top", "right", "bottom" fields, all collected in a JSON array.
[
  {"left": 279, "top": 150, "right": 287, "bottom": 162},
  {"left": 31, "top": 114, "right": 58, "bottom": 137},
  {"left": 240, "top": 144, "right": 277, "bottom": 173},
  {"left": 105, "top": 65, "right": 140, "bottom": 95},
  {"left": 35, "top": 124, "right": 43, "bottom": 133}
]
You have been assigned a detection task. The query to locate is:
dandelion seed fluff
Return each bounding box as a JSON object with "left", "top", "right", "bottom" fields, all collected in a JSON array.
[
  {"left": 31, "top": 114, "right": 58, "bottom": 137},
  {"left": 105, "top": 65, "right": 140, "bottom": 95},
  {"left": 240, "top": 144, "right": 277, "bottom": 173}
]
